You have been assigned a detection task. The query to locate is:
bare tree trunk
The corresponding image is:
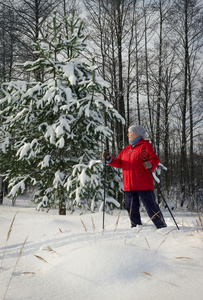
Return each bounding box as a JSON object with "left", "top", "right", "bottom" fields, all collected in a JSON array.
[
  {"left": 126, "top": 0, "right": 138, "bottom": 128},
  {"left": 126, "top": 15, "right": 134, "bottom": 129},
  {"left": 143, "top": 0, "right": 154, "bottom": 144},
  {"left": 156, "top": 0, "right": 163, "bottom": 157},
  {"left": 115, "top": 1, "right": 126, "bottom": 146},
  {"left": 59, "top": 201, "right": 66, "bottom": 215},
  {"left": 0, "top": 3, "right": 6, "bottom": 82},
  {"left": 135, "top": 31, "right": 141, "bottom": 124},
  {"left": 0, "top": 176, "right": 3, "bottom": 204},
  {"left": 180, "top": 0, "right": 189, "bottom": 205},
  {"left": 188, "top": 60, "right": 194, "bottom": 194}
]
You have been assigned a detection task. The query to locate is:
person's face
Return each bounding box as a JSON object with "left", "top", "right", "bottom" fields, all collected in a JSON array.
[{"left": 127, "top": 130, "right": 137, "bottom": 141}]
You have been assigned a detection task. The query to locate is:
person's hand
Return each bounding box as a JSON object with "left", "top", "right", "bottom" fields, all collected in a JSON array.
[
  {"left": 102, "top": 150, "right": 111, "bottom": 161},
  {"left": 144, "top": 161, "right": 152, "bottom": 169}
]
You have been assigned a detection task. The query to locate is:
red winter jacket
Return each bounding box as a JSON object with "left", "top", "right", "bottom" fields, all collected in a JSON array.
[{"left": 109, "top": 139, "right": 159, "bottom": 191}]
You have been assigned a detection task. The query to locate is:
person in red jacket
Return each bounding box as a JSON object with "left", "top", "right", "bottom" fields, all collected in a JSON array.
[{"left": 103, "top": 125, "right": 167, "bottom": 229}]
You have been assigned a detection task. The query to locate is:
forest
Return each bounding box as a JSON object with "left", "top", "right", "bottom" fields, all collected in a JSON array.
[{"left": 0, "top": 0, "right": 203, "bottom": 212}]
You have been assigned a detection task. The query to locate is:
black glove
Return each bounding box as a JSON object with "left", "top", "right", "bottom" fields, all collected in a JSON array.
[{"left": 102, "top": 150, "right": 111, "bottom": 161}]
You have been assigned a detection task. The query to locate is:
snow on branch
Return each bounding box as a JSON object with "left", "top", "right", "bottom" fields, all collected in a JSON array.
[{"left": 8, "top": 178, "right": 26, "bottom": 198}]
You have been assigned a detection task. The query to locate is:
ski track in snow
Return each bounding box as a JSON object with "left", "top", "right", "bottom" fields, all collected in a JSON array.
[{"left": 0, "top": 199, "right": 203, "bottom": 300}]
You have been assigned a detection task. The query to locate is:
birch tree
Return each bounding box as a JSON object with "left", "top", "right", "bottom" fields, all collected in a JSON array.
[{"left": 171, "top": 0, "right": 203, "bottom": 203}]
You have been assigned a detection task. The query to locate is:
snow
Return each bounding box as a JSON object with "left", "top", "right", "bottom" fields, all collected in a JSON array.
[
  {"left": 63, "top": 64, "right": 77, "bottom": 85},
  {"left": 12, "top": 108, "right": 29, "bottom": 122},
  {"left": 44, "top": 125, "right": 56, "bottom": 144},
  {"left": 8, "top": 180, "right": 26, "bottom": 198},
  {"left": 38, "top": 155, "right": 51, "bottom": 169},
  {"left": 56, "top": 137, "right": 65, "bottom": 148},
  {"left": 55, "top": 117, "right": 71, "bottom": 137},
  {"left": 1, "top": 198, "right": 203, "bottom": 300},
  {"left": 0, "top": 137, "right": 10, "bottom": 154},
  {"left": 16, "top": 143, "right": 31, "bottom": 159},
  {"left": 78, "top": 169, "right": 89, "bottom": 187},
  {"left": 53, "top": 171, "right": 64, "bottom": 188}
]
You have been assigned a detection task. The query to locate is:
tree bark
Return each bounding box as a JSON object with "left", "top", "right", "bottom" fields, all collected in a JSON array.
[
  {"left": 156, "top": 0, "right": 163, "bottom": 157},
  {"left": 143, "top": 0, "right": 154, "bottom": 144}
]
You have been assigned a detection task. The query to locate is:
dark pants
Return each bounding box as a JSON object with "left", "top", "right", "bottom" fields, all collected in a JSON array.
[{"left": 125, "top": 190, "right": 166, "bottom": 228}]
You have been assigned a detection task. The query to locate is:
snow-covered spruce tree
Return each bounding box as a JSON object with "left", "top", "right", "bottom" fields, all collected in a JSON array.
[{"left": 0, "top": 12, "right": 124, "bottom": 214}]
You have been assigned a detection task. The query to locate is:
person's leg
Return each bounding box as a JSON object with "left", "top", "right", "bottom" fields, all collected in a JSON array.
[
  {"left": 125, "top": 191, "right": 142, "bottom": 227},
  {"left": 137, "top": 190, "right": 167, "bottom": 229}
]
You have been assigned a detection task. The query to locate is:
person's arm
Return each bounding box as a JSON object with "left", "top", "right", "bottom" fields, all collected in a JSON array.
[
  {"left": 144, "top": 142, "right": 159, "bottom": 171},
  {"left": 102, "top": 150, "right": 123, "bottom": 168}
]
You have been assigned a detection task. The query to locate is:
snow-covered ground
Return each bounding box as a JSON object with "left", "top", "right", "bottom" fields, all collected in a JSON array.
[{"left": 1, "top": 197, "right": 203, "bottom": 300}]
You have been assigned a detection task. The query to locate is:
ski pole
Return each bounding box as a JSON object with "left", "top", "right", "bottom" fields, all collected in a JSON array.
[
  {"left": 148, "top": 169, "right": 180, "bottom": 230},
  {"left": 102, "top": 150, "right": 107, "bottom": 230}
]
